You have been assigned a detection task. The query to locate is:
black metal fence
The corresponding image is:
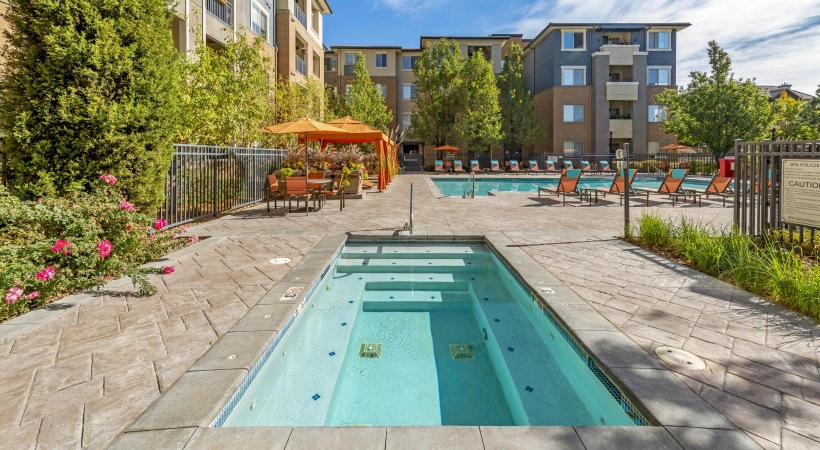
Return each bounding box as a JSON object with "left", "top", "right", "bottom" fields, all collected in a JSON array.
[
  {"left": 157, "top": 144, "right": 286, "bottom": 228},
  {"left": 734, "top": 140, "right": 820, "bottom": 238}
]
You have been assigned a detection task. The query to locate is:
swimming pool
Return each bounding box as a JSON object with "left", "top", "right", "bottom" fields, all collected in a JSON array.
[
  {"left": 217, "top": 242, "right": 645, "bottom": 427},
  {"left": 432, "top": 176, "right": 712, "bottom": 197}
]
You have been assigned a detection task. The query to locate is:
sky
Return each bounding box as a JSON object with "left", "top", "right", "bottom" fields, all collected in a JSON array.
[{"left": 324, "top": 0, "right": 820, "bottom": 95}]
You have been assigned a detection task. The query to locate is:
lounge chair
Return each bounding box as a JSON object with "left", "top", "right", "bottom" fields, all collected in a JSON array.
[
  {"left": 434, "top": 160, "right": 445, "bottom": 174},
  {"left": 537, "top": 169, "right": 589, "bottom": 205},
  {"left": 695, "top": 174, "right": 733, "bottom": 207},
  {"left": 564, "top": 160, "right": 574, "bottom": 170},
  {"left": 581, "top": 160, "right": 599, "bottom": 174},
  {"left": 444, "top": 160, "right": 453, "bottom": 174},
  {"left": 285, "top": 176, "right": 313, "bottom": 215},
  {"left": 453, "top": 160, "right": 465, "bottom": 174},
  {"left": 635, "top": 169, "right": 700, "bottom": 206},
  {"left": 470, "top": 160, "right": 484, "bottom": 173},
  {"left": 489, "top": 160, "right": 504, "bottom": 174},
  {"left": 528, "top": 160, "right": 546, "bottom": 174},
  {"left": 600, "top": 161, "right": 615, "bottom": 174},
  {"left": 596, "top": 169, "right": 649, "bottom": 206},
  {"left": 509, "top": 160, "right": 522, "bottom": 174},
  {"left": 266, "top": 174, "right": 284, "bottom": 212},
  {"left": 545, "top": 161, "right": 559, "bottom": 172}
]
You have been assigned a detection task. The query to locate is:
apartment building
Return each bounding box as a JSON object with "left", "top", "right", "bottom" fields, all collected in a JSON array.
[{"left": 523, "top": 23, "right": 689, "bottom": 157}]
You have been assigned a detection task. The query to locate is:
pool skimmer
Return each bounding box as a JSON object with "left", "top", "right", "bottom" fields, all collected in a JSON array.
[
  {"left": 449, "top": 344, "right": 475, "bottom": 360},
  {"left": 655, "top": 346, "right": 706, "bottom": 370},
  {"left": 359, "top": 343, "right": 382, "bottom": 358}
]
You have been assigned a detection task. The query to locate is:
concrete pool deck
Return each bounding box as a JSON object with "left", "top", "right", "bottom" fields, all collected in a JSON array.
[{"left": 0, "top": 174, "right": 817, "bottom": 449}]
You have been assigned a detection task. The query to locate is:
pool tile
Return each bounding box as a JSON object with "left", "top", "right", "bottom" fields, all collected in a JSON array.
[
  {"left": 507, "top": 347, "right": 515, "bottom": 352},
  {"left": 494, "top": 318, "right": 501, "bottom": 323},
  {"left": 312, "top": 394, "right": 320, "bottom": 401},
  {"left": 329, "top": 352, "right": 335, "bottom": 357},
  {"left": 525, "top": 386, "right": 534, "bottom": 393},
  {"left": 341, "top": 322, "right": 347, "bottom": 327}
]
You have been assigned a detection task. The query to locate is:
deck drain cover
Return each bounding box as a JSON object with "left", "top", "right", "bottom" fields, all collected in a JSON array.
[
  {"left": 449, "top": 344, "right": 475, "bottom": 360},
  {"left": 269, "top": 257, "right": 291, "bottom": 265},
  {"left": 359, "top": 343, "right": 382, "bottom": 358},
  {"left": 655, "top": 346, "right": 706, "bottom": 370}
]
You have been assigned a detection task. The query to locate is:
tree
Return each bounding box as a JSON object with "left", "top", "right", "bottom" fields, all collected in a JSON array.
[
  {"left": 178, "top": 30, "right": 273, "bottom": 147},
  {"left": 654, "top": 41, "right": 772, "bottom": 158},
  {"left": 0, "top": 0, "right": 183, "bottom": 210},
  {"left": 271, "top": 75, "right": 325, "bottom": 124},
  {"left": 324, "top": 84, "right": 349, "bottom": 122},
  {"left": 797, "top": 85, "right": 820, "bottom": 137},
  {"left": 457, "top": 52, "right": 502, "bottom": 152},
  {"left": 498, "top": 43, "right": 547, "bottom": 156},
  {"left": 346, "top": 53, "right": 393, "bottom": 131},
  {"left": 411, "top": 39, "right": 465, "bottom": 147},
  {"left": 772, "top": 92, "right": 819, "bottom": 140}
]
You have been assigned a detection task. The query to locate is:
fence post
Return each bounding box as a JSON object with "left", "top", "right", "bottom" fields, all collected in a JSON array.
[{"left": 212, "top": 151, "right": 218, "bottom": 217}]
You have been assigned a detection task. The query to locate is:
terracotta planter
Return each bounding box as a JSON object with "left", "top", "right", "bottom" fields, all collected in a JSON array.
[{"left": 334, "top": 169, "right": 363, "bottom": 194}]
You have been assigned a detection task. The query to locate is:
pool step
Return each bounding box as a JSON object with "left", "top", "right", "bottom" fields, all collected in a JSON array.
[
  {"left": 361, "top": 290, "right": 473, "bottom": 312},
  {"left": 342, "top": 245, "right": 491, "bottom": 260},
  {"left": 364, "top": 281, "right": 469, "bottom": 292},
  {"left": 337, "top": 258, "right": 494, "bottom": 274}
]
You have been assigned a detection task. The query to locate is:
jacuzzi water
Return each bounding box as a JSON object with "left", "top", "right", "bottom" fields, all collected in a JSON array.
[
  {"left": 433, "top": 176, "right": 713, "bottom": 197},
  {"left": 220, "top": 243, "right": 641, "bottom": 427}
]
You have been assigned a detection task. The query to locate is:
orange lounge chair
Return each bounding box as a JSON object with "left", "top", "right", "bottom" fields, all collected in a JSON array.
[
  {"left": 600, "top": 160, "right": 615, "bottom": 173},
  {"left": 696, "top": 174, "right": 733, "bottom": 206},
  {"left": 509, "top": 160, "right": 522, "bottom": 174},
  {"left": 537, "top": 169, "right": 588, "bottom": 205},
  {"left": 581, "top": 160, "right": 599, "bottom": 174},
  {"left": 545, "top": 160, "right": 559, "bottom": 172},
  {"left": 453, "top": 160, "right": 465, "bottom": 173},
  {"left": 489, "top": 160, "right": 504, "bottom": 174},
  {"left": 596, "top": 169, "right": 649, "bottom": 206},
  {"left": 434, "top": 160, "right": 445, "bottom": 174},
  {"left": 636, "top": 169, "right": 688, "bottom": 194},
  {"left": 528, "top": 160, "right": 546, "bottom": 174},
  {"left": 564, "top": 160, "right": 574, "bottom": 171},
  {"left": 470, "top": 160, "right": 484, "bottom": 173}
]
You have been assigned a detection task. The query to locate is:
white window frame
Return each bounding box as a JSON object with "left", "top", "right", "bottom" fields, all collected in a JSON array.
[
  {"left": 649, "top": 105, "right": 667, "bottom": 122},
  {"left": 375, "top": 53, "right": 388, "bottom": 69},
  {"left": 647, "top": 66, "right": 672, "bottom": 86},
  {"left": 647, "top": 30, "right": 671, "bottom": 51},
  {"left": 402, "top": 83, "right": 416, "bottom": 100},
  {"left": 345, "top": 53, "right": 359, "bottom": 65},
  {"left": 561, "top": 29, "right": 586, "bottom": 51},
  {"left": 402, "top": 55, "right": 418, "bottom": 71},
  {"left": 324, "top": 56, "right": 337, "bottom": 72},
  {"left": 402, "top": 113, "right": 412, "bottom": 129},
  {"left": 563, "top": 141, "right": 584, "bottom": 156},
  {"left": 250, "top": 1, "right": 269, "bottom": 39},
  {"left": 563, "top": 104, "right": 584, "bottom": 123},
  {"left": 344, "top": 83, "right": 351, "bottom": 95},
  {"left": 561, "top": 66, "right": 586, "bottom": 86}
]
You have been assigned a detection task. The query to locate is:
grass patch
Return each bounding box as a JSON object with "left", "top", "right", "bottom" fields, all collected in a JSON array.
[{"left": 634, "top": 213, "right": 820, "bottom": 320}]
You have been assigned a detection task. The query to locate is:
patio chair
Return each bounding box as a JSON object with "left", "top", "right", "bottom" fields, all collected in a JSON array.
[
  {"left": 528, "top": 160, "right": 546, "bottom": 174},
  {"left": 546, "top": 160, "right": 559, "bottom": 172},
  {"left": 600, "top": 161, "right": 615, "bottom": 174},
  {"left": 538, "top": 169, "right": 589, "bottom": 205},
  {"left": 444, "top": 160, "right": 453, "bottom": 174},
  {"left": 596, "top": 169, "right": 649, "bottom": 206},
  {"left": 453, "top": 160, "right": 466, "bottom": 173},
  {"left": 308, "top": 171, "right": 328, "bottom": 207},
  {"left": 581, "top": 160, "right": 599, "bottom": 174},
  {"left": 564, "top": 160, "right": 574, "bottom": 170},
  {"left": 489, "top": 160, "right": 504, "bottom": 174},
  {"left": 285, "top": 176, "right": 313, "bottom": 215},
  {"left": 470, "top": 160, "right": 484, "bottom": 173},
  {"left": 434, "top": 160, "right": 445, "bottom": 174},
  {"left": 509, "top": 160, "right": 522, "bottom": 174},
  {"left": 635, "top": 169, "right": 700, "bottom": 206},
  {"left": 695, "top": 174, "right": 733, "bottom": 207},
  {"left": 266, "top": 174, "right": 284, "bottom": 212},
  {"left": 320, "top": 175, "right": 346, "bottom": 211}
]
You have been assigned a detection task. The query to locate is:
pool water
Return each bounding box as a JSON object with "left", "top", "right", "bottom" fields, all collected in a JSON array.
[
  {"left": 433, "top": 176, "right": 712, "bottom": 197},
  {"left": 221, "top": 243, "right": 639, "bottom": 427}
]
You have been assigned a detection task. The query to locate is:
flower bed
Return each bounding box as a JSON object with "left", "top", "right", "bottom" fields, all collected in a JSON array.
[{"left": 0, "top": 176, "right": 193, "bottom": 322}]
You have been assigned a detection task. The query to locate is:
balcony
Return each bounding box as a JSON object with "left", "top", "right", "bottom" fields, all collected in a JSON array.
[
  {"left": 606, "top": 82, "right": 639, "bottom": 101},
  {"left": 598, "top": 44, "right": 640, "bottom": 66},
  {"left": 609, "top": 119, "right": 633, "bottom": 139},
  {"left": 295, "top": 55, "right": 307, "bottom": 76},
  {"left": 344, "top": 64, "right": 355, "bottom": 76},
  {"left": 206, "top": 0, "right": 232, "bottom": 26},
  {"left": 294, "top": 3, "right": 307, "bottom": 29}
]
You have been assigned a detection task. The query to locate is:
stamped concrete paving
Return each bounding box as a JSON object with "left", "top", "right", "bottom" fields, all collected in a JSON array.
[{"left": 0, "top": 174, "right": 817, "bottom": 449}]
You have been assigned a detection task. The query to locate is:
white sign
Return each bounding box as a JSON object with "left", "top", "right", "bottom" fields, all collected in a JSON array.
[{"left": 781, "top": 160, "right": 820, "bottom": 228}]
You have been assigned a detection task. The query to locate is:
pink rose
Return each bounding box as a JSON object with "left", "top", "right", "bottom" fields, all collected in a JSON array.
[
  {"left": 188, "top": 234, "right": 200, "bottom": 244},
  {"left": 97, "top": 240, "right": 113, "bottom": 258},
  {"left": 119, "top": 198, "right": 135, "bottom": 212},
  {"left": 180, "top": 226, "right": 188, "bottom": 233},
  {"left": 5, "top": 287, "right": 23, "bottom": 304},
  {"left": 162, "top": 266, "right": 175, "bottom": 275},
  {"left": 35, "top": 267, "right": 56, "bottom": 281},
  {"left": 126, "top": 225, "right": 132, "bottom": 231},
  {"left": 152, "top": 219, "right": 167, "bottom": 231},
  {"left": 99, "top": 174, "right": 117, "bottom": 186},
  {"left": 50, "top": 239, "right": 72, "bottom": 255},
  {"left": 25, "top": 291, "right": 40, "bottom": 300}
]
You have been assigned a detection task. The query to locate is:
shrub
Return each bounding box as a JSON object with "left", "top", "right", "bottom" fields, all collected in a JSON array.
[
  {"left": 0, "top": 0, "right": 182, "bottom": 211},
  {"left": 0, "top": 177, "right": 187, "bottom": 322}
]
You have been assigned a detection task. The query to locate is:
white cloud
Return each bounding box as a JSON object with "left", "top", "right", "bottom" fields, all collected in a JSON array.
[{"left": 501, "top": 0, "right": 820, "bottom": 94}]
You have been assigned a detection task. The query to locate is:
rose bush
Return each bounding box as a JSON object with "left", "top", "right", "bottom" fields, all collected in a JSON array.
[{"left": 0, "top": 177, "right": 187, "bottom": 322}]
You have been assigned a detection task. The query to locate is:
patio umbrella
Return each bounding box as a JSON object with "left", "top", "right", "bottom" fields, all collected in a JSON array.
[
  {"left": 658, "top": 143, "right": 697, "bottom": 153},
  {"left": 435, "top": 144, "right": 459, "bottom": 153},
  {"left": 262, "top": 117, "right": 349, "bottom": 172}
]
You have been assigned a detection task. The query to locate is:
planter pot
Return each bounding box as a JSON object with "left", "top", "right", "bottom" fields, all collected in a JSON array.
[{"left": 334, "top": 169, "right": 363, "bottom": 194}]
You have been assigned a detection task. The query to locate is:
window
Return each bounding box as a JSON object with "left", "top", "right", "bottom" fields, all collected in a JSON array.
[
  {"left": 563, "top": 141, "right": 584, "bottom": 157},
  {"left": 649, "top": 105, "right": 667, "bottom": 122},
  {"left": 345, "top": 83, "right": 351, "bottom": 95},
  {"left": 648, "top": 141, "right": 669, "bottom": 155},
  {"left": 376, "top": 53, "right": 387, "bottom": 68},
  {"left": 402, "top": 113, "right": 412, "bottom": 129},
  {"left": 312, "top": 53, "right": 321, "bottom": 77},
  {"left": 402, "top": 84, "right": 417, "bottom": 99},
  {"left": 648, "top": 31, "right": 670, "bottom": 50},
  {"left": 562, "top": 30, "right": 585, "bottom": 50},
  {"left": 375, "top": 83, "right": 387, "bottom": 98},
  {"left": 402, "top": 55, "right": 418, "bottom": 71},
  {"left": 561, "top": 67, "right": 585, "bottom": 86},
  {"left": 345, "top": 53, "right": 359, "bottom": 65},
  {"left": 563, "top": 104, "right": 584, "bottom": 122},
  {"left": 648, "top": 67, "right": 670, "bottom": 85},
  {"left": 324, "top": 56, "right": 337, "bottom": 71},
  {"left": 250, "top": 3, "right": 268, "bottom": 39}
]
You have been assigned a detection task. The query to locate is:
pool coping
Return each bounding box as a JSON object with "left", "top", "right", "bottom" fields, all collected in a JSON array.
[{"left": 111, "top": 231, "right": 760, "bottom": 450}]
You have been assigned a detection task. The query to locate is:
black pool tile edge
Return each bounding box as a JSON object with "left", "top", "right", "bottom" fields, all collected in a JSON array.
[{"left": 112, "top": 232, "right": 741, "bottom": 449}]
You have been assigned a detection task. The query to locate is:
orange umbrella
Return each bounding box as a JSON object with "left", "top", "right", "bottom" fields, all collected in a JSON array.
[
  {"left": 436, "top": 144, "right": 459, "bottom": 153},
  {"left": 262, "top": 117, "right": 348, "bottom": 171},
  {"left": 658, "top": 143, "right": 697, "bottom": 153}
]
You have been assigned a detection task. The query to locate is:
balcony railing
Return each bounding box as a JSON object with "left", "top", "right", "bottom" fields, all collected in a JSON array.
[
  {"left": 343, "top": 64, "right": 355, "bottom": 76},
  {"left": 294, "top": 3, "right": 307, "bottom": 29},
  {"left": 206, "top": 0, "right": 233, "bottom": 26},
  {"left": 296, "top": 55, "right": 307, "bottom": 76}
]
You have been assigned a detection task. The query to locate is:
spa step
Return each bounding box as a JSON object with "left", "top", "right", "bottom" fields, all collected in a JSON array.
[
  {"left": 341, "top": 245, "right": 491, "bottom": 260},
  {"left": 336, "top": 258, "right": 494, "bottom": 273}
]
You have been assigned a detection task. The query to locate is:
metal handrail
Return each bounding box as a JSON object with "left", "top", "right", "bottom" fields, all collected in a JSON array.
[
  {"left": 206, "top": 0, "right": 233, "bottom": 26},
  {"left": 295, "top": 55, "right": 307, "bottom": 76},
  {"left": 294, "top": 3, "right": 307, "bottom": 28}
]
